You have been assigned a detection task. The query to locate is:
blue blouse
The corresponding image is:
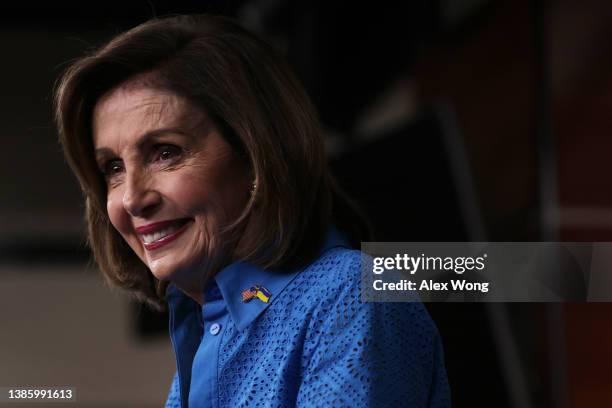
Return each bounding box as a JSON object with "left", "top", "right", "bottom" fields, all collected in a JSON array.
[{"left": 164, "top": 229, "right": 450, "bottom": 407}]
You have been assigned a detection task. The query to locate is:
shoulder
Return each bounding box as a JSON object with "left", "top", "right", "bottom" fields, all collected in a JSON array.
[
  {"left": 289, "top": 247, "right": 437, "bottom": 337},
  {"left": 291, "top": 249, "right": 451, "bottom": 407},
  {"left": 293, "top": 246, "right": 362, "bottom": 292},
  {"left": 285, "top": 247, "right": 365, "bottom": 310}
]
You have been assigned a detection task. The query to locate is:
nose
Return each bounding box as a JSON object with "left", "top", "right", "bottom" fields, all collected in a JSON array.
[{"left": 122, "top": 169, "right": 161, "bottom": 217}]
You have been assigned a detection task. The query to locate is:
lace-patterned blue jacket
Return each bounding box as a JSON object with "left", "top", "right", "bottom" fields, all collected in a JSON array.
[{"left": 164, "top": 228, "right": 451, "bottom": 407}]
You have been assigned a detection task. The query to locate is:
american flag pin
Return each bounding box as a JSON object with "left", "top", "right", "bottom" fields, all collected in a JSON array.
[{"left": 241, "top": 285, "right": 272, "bottom": 303}]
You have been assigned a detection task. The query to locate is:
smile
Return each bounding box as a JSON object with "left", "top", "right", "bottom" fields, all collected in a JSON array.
[{"left": 136, "top": 218, "right": 192, "bottom": 251}]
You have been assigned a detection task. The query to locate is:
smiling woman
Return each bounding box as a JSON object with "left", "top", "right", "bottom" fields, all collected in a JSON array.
[
  {"left": 92, "top": 86, "right": 251, "bottom": 303},
  {"left": 54, "top": 14, "right": 450, "bottom": 408}
]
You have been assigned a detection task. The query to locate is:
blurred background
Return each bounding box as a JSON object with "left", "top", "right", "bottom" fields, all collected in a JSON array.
[{"left": 1, "top": 0, "right": 611, "bottom": 406}]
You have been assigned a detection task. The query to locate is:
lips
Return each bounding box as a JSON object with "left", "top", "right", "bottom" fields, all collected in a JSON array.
[{"left": 136, "top": 218, "right": 192, "bottom": 251}]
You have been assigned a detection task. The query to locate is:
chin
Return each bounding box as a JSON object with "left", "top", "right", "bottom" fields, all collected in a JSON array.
[
  {"left": 145, "top": 254, "right": 180, "bottom": 279},
  {"left": 147, "top": 262, "right": 176, "bottom": 282},
  {"left": 147, "top": 253, "right": 206, "bottom": 284}
]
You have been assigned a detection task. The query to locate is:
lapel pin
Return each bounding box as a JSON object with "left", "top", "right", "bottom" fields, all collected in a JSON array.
[{"left": 241, "top": 285, "right": 272, "bottom": 303}]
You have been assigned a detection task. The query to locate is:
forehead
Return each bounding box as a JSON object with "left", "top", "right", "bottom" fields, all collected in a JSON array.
[{"left": 92, "top": 84, "right": 203, "bottom": 147}]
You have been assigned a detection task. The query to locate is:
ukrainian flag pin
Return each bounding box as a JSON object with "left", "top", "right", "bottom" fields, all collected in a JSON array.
[{"left": 241, "top": 285, "right": 272, "bottom": 303}]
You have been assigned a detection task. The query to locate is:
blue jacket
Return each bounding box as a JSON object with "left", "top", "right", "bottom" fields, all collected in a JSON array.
[{"left": 164, "top": 228, "right": 450, "bottom": 407}]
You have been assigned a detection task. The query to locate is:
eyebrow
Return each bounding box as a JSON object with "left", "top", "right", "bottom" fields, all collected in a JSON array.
[{"left": 94, "top": 127, "right": 190, "bottom": 163}]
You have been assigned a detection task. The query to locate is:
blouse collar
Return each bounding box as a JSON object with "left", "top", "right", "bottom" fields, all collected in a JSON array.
[{"left": 167, "top": 226, "right": 350, "bottom": 331}]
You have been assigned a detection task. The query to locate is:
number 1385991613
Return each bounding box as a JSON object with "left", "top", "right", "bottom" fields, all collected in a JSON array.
[{"left": 1, "top": 387, "right": 75, "bottom": 402}]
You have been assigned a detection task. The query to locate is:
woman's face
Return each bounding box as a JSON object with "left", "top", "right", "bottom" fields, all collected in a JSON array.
[{"left": 92, "top": 84, "right": 250, "bottom": 295}]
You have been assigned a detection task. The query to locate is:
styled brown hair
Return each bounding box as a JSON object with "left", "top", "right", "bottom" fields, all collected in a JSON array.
[{"left": 55, "top": 14, "right": 369, "bottom": 309}]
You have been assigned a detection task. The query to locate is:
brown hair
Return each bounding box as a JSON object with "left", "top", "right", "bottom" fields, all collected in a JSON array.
[{"left": 54, "top": 14, "right": 370, "bottom": 309}]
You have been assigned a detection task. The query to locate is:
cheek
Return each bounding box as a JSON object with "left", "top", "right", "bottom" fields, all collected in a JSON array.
[
  {"left": 169, "top": 183, "right": 212, "bottom": 220},
  {"left": 217, "top": 164, "right": 250, "bottom": 218},
  {"left": 179, "top": 176, "right": 242, "bottom": 220},
  {"left": 162, "top": 170, "right": 210, "bottom": 209},
  {"left": 161, "top": 181, "right": 227, "bottom": 236}
]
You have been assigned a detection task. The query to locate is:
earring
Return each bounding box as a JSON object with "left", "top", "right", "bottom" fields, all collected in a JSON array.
[{"left": 250, "top": 180, "right": 257, "bottom": 194}]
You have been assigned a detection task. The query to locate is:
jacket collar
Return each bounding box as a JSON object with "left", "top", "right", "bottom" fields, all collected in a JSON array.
[{"left": 167, "top": 226, "right": 350, "bottom": 331}]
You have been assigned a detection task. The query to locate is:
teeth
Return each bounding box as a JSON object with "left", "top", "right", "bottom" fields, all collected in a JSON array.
[{"left": 141, "top": 224, "right": 183, "bottom": 244}]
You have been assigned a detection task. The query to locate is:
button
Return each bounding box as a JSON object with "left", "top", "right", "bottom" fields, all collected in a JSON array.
[{"left": 209, "top": 323, "right": 221, "bottom": 335}]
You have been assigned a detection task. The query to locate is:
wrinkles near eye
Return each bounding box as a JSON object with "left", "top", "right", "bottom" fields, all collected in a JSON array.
[
  {"left": 153, "top": 144, "right": 182, "bottom": 163},
  {"left": 101, "top": 159, "right": 125, "bottom": 177},
  {"left": 151, "top": 144, "right": 183, "bottom": 164}
]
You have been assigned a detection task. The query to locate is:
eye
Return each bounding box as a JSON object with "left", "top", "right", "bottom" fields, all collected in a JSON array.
[
  {"left": 153, "top": 144, "right": 182, "bottom": 162},
  {"left": 101, "top": 159, "right": 124, "bottom": 177}
]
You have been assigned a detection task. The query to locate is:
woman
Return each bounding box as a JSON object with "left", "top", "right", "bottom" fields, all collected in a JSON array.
[{"left": 54, "top": 14, "right": 450, "bottom": 407}]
